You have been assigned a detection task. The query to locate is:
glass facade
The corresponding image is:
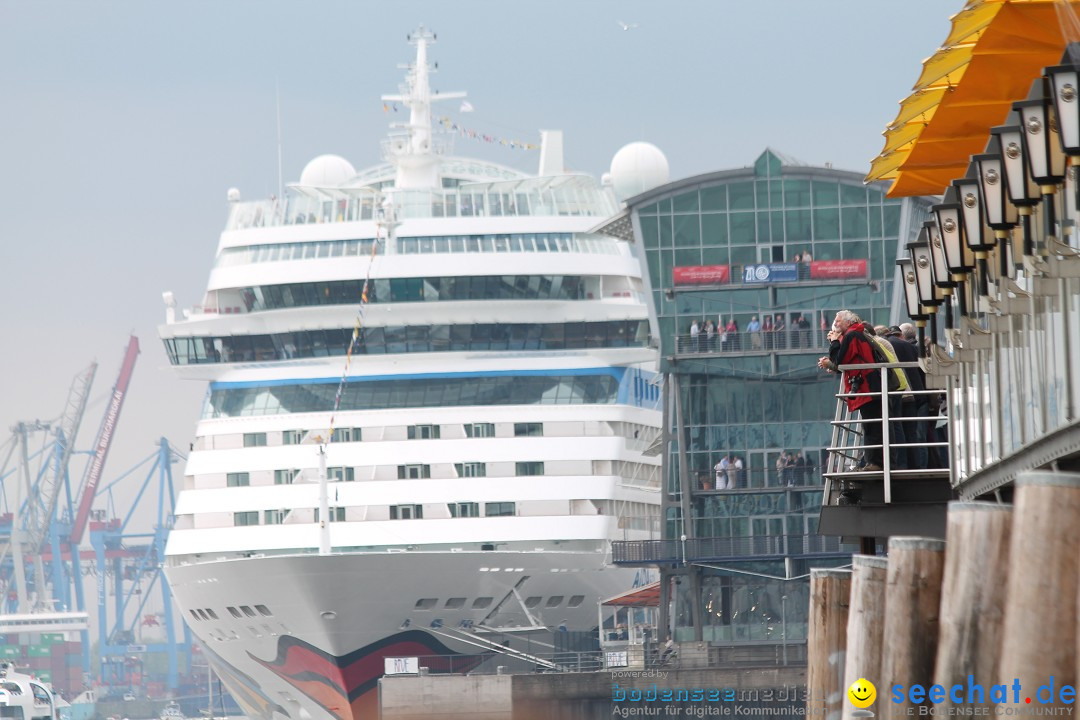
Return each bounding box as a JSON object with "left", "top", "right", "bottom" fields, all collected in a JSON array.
[{"left": 624, "top": 150, "right": 934, "bottom": 647}]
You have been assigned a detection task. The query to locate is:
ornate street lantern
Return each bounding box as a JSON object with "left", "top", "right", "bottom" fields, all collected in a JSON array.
[
  {"left": 952, "top": 163, "right": 994, "bottom": 299},
  {"left": 990, "top": 112, "right": 1040, "bottom": 262},
  {"left": 897, "top": 256, "right": 927, "bottom": 357},
  {"left": 1015, "top": 76, "right": 1068, "bottom": 253},
  {"left": 907, "top": 233, "right": 941, "bottom": 344}
]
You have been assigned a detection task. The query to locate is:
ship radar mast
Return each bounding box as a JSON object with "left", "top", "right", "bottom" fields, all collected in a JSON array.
[{"left": 381, "top": 27, "right": 465, "bottom": 189}]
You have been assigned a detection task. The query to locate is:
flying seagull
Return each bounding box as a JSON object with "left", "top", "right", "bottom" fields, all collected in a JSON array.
[{"left": 616, "top": 20, "right": 639, "bottom": 31}]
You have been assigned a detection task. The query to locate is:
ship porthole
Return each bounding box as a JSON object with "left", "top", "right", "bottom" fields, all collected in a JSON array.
[{"left": 320, "top": 611, "right": 337, "bottom": 620}]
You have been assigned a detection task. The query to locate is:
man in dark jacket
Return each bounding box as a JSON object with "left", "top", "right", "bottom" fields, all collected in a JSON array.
[
  {"left": 886, "top": 325, "right": 928, "bottom": 469},
  {"left": 818, "top": 311, "right": 882, "bottom": 469}
]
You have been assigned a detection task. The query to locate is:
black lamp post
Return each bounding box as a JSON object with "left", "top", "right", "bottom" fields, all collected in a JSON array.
[
  {"left": 974, "top": 136, "right": 1020, "bottom": 286},
  {"left": 1014, "top": 76, "right": 1068, "bottom": 254},
  {"left": 907, "top": 233, "right": 941, "bottom": 344},
  {"left": 953, "top": 163, "right": 995, "bottom": 300},
  {"left": 990, "top": 111, "right": 1041, "bottom": 263},
  {"left": 923, "top": 219, "right": 955, "bottom": 330},
  {"left": 933, "top": 186, "right": 973, "bottom": 319},
  {"left": 897, "top": 256, "right": 928, "bottom": 357},
  {"left": 1046, "top": 42, "right": 1080, "bottom": 246}
]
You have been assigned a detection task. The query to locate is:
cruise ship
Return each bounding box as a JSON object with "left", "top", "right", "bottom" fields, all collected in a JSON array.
[{"left": 159, "top": 28, "right": 662, "bottom": 720}]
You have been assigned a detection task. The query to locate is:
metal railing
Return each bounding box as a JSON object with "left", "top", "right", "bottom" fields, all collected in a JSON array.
[
  {"left": 611, "top": 534, "right": 846, "bottom": 564},
  {"left": 393, "top": 642, "right": 809, "bottom": 674},
  {"left": 675, "top": 328, "right": 829, "bottom": 355},
  {"left": 394, "top": 650, "right": 606, "bottom": 675},
  {"left": 824, "top": 361, "right": 951, "bottom": 505}
]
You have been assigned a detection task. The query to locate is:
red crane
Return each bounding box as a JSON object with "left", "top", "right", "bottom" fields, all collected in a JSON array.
[{"left": 70, "top": 336, "right": 140, "bottom": 544}]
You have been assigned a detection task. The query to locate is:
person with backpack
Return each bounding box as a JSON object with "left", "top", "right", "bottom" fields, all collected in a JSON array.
[
  {"left": 817, "top": 310, "right": 887, "bottom": 470},
  {"left": 885, "top": 325, "right": 927, "bottom": 469}
]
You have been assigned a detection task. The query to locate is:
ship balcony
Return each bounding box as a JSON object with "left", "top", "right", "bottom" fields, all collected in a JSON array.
[
  {"left": 611, "top": 533, "right": 849, "bottom": 566},
  {"left": 818, "top": 363, "right": 954, "bottom": 541}
]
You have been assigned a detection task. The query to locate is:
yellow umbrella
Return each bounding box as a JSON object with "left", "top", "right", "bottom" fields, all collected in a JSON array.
[{"left": 868, "top": 0, "right": 1080, "bottom": 197}]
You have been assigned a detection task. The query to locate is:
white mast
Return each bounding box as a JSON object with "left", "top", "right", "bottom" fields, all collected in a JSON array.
[{"left": 381, "top": 27, "right": 465, "bottom": 189}]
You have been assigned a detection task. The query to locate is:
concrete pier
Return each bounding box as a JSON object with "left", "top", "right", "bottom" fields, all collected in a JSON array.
[{"left": 379, "top": 665, "right": 808, "bottom": 720}]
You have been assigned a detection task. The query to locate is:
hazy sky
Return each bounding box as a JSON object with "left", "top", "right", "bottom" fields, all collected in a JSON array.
[{"left": 0, "top": 0, "right": 951, "bottom": 520}]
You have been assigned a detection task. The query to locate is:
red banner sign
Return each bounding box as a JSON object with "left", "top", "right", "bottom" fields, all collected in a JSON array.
[
  {"left": 672, "top": 265, "right": 730, "bottom": 285},
  {"left": 809, "top": 259, "right": 868, "bottom": 279}
]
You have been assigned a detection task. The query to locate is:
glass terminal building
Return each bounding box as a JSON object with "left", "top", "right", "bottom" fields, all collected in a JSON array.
[{"left": 602, "top": 150, "right": 935, "bottom": 651}]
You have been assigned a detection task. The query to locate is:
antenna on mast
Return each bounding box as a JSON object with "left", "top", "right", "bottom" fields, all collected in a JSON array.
[
  {"left": 276, "top": 81, "right": 284, "bottom": 202},
  {"left": 380, "top": 27, "right": 466, "bottom": 189}
]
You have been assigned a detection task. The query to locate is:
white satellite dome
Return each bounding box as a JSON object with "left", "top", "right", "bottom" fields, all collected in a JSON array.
[
  {"left": 609, "top": 142, "right": 670, "bottom": 200},
  {"left": 299, "top": 154, "right": 357, "bottom": 187}
]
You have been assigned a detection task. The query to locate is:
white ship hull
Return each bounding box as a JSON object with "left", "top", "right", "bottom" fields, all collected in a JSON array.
[{"left": 167, "top": 550, "right": 647, "bottom": 720}]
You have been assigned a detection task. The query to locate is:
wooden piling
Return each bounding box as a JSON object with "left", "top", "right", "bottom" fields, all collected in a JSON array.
[
  {"left": 999, "top": 471, "right": 1080, "bottom": 710},
  {"left": 841, "top": 555, "right": 887, "bottom": 720},
  {"left": 933, "top": 501, "right": 1012, "bottom": 713},
  {"left": 807, "top": 568, "right": 852, "bottom": 719},
  {"left": 881, "top": 537, "right": 946, "bottom": 717}
]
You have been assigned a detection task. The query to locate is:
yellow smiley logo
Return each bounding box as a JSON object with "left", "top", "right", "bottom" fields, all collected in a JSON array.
[{"left": 848, "top": 678, "right": 876, "bottom": 709}]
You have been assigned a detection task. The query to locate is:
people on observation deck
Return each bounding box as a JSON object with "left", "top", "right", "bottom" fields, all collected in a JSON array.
[{"left": 817, "top": 310, "right": 883, "bottom": 470}]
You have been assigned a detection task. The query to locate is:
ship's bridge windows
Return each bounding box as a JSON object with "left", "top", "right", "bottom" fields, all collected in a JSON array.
[
  {"left": 227, "top": 607, "right": 242, "bottom": 619},
  {"left": 524, "top": 597, "right": 542, "bottom": 609},
  {"left": 514, "top": 423, "right": 543, "bottom": 437},
  {"left": 243, "top": 432, "right": 267, "bottom": 447},
  {"left": 454, "top": 462, "right": 486, "bottom": 478},
  {"left": 241, "top": 606, "right": 256, "bottom": 618},
  {"left": 485, "top": 502, "right": 516, "bottom": 517},
  {"left": 227, "top": 473, "right": 250, "bottom": 488},
  {"left": 414, "top": 598, "right": 437, "bottom": 610},
  {"left": 233, "top": 511, "right": 259, "bottom": 526},
  {"left": 189, "top": 610, "right": 200, "bottom": 622},
  {"left": 472, "top": 597, "right": 493, "bottom": 609},
  {"left": 30, "top": 683, "right": 50, "bottom": 707},
  {"left": 464, "top": 423, "right": 495, "bottom": 438},
  {"left": 568, "top": 595, "right": 585, "bottom": 608},
  {"left": 448, "top": 503, "right": 479, "bottom": 518},
  {"left": 515, "top": 462, "right": 545, "bottom": 477},
  {"left": 546, "top": 596, "right": 564, "bottom": 608},
  {"left": 444, "top": 598, "right": 466, "bottom": 609},
  {"left": 255, "top": 605, "right": 272, "bottom": 617},
  {"left": 407, "top": 425, "right": 440, "bottom": 440},
  {"left": 204, "top": 374, "right": 620, "bottom": 419},
  {"left": 206, "top": 609, "right": 219, "bottom": 620},
  {"left": 398, "top": 465, "right": 431, "bottom": 480},
  {"left": 390, "top": 505, "right": 423, "bottom": 520}
]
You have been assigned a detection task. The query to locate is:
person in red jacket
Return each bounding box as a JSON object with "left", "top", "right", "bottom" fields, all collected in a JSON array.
[{"left": 817, "top": 310, "right": 883, "bottom": 470}]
